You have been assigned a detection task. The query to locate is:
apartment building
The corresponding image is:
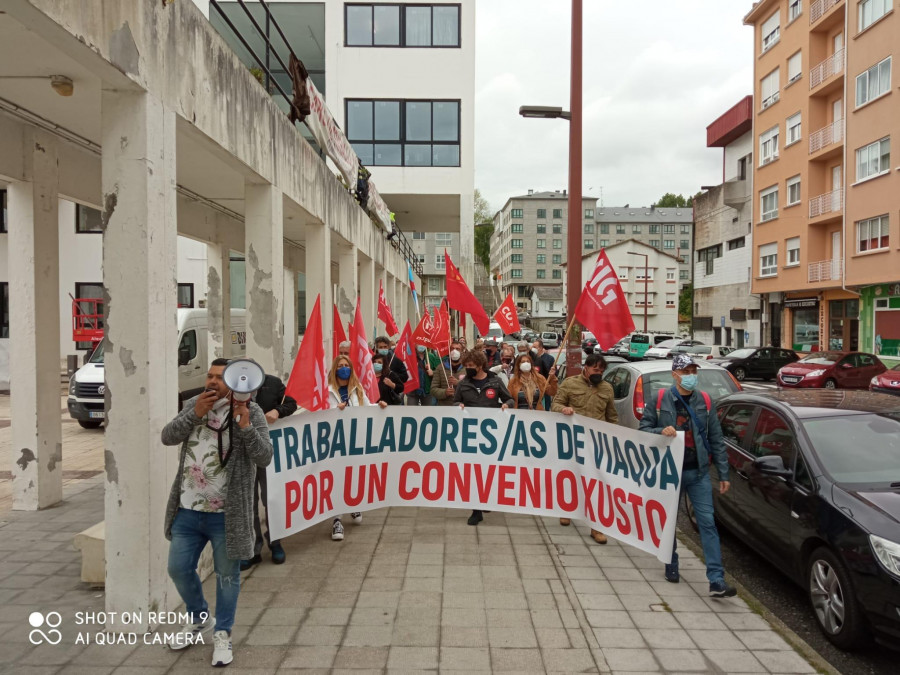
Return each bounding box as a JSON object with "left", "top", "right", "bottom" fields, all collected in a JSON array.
[
  {"left": 490, "top": 190, "right": 596, "bottom": 314},
  {"left": 692, "top": 96, "right": 763, "bottom": 349},
  {"left": 409, "top": 231, "right": 457, "bottom": 310},
  {"left": 745, "top": 0, "right": 899, "bottom": 360}
]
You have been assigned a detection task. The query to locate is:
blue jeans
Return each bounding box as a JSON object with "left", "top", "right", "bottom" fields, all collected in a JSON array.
[
  {"left": 672, "top": 469, "right": 725, "bottom": 584},
  {"left": 167, "top": 509, "right": 240, "bottom": 633},
  {"left": 406, "top": 392, "right": 435, "bottom": 406}
]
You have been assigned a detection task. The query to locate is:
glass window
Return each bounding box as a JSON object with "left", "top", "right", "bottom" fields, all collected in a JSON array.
[
  {"left": 728, "top": 237, "right": 745, "bottom": 250},
  {"left": 680, "top": 269, "right": 689, "bottom": 280},
  {"left": 584, "top": 239, "right": 594, "bottom": 249},
  {"left": 856, "top": 137, "right": 890, "bottom": 181},
  {"left": 600, "top": 224, "right": 609, "bottom": 234},
  {"left": 605, "top": 368, "right": 632, "bottom": 400},
  {"left": 406, "top": 101, "right": 431, "bottom": 141},
  {"left": 761, "top": 68, "right": 780, "bottom": 108},
  {"left": 585, "top": 208, "right": 594, "bottom": 218},
  {"left": 348, "top": 4, "right": 458, "bottom": 47},
  {"left": 374, "top": 101, "right": 400, "bottom": 139},
  {"left": 0, "top": 282, "right": 8, "bottom": 338},
  {"left": 435, "top": 254, "right": 446, "bottom": 270},
  {"left": 663, "top": 224, "right": 675, "bottom": 233},
  {"left": 760, "top": 185, "right": 779, "bottom": 222},
  {"left": 511, "top": 239, "right": 523, "bottom": 249},
  {"left": 760, "top": 125, "right": 779, "bottom": 164},
  {"left": 537, "top": 209, "right": 546, "bottom": 219},
  {"left": 179, "top": 329, "right": 198, "bottom": 363},
  {"left": 584, "top": 223, "right": 594, "bottom": 234},
  {"left": 663, "top": 240, "right": 675, "bottom": 249},
  {"left": 787, "top": 175, "right": 801, "bottom": 205},
  {"left": 786, "top": 112, "right": 801, "bottom": 145},
  {"left": 412, "top": 231, "right": 426, "bottom": 240},
  {"left": 75, "top": 205, "right": 103, "bottom": 233},
  {"left": 859, "top": 0, "right": 892, "bottom": 31},
  {"left": 788, "top": 51, "right": 802, "bottom": 83},
  {"left": 857, "top": 214, "right": 890, "bottom": 252},
  {"left": 552, "top": 269, "right": 561, "bottom": 279},
  {"left": 553, "top": 224, "right": 562, "bottom": 234},
  {"left": 599, "top": 239, "right": 609, "bottom": 247},
  {"left": 789, "top": 0, "right": 802, "bottom": 22},
  {"left": 433, "top": 101, "right": 459, "bottom": 141},
  {"left": 553, "top": 239, "right": 562, "bottom": 249},
  {"left": 433, "top": 5, "right": 460, "bottom": 46},
  {"left": 511, "top": 223, "right": 523, "bottom": 233},
  {"left": 511, "top": 254, "right": 523, "bottom": 263},
  {"left": 346, "top": 5, "right": 374, "bottom": 46},
  {"left": 536, "top": 254, "right": 545, "bottom": 264},
  {"left": 552, "top": 254, "right": 561, "bottom": 264},
  {"left": 760, "top": 242, "right": 778, "bottom": 276},
  {"left": 649, "top": 224, "right": 659, "bottom": 234},
  {"left": 792, "top": 307, "right": 819, "bottom": 351},
  {"left": 720, "top": 404, "right": 756, "bottom": 447},
  {"left": 537, "top": 224, "right": 546, "bottom": 233},
  {"left": 373, "top": 5, "right": 400, "bottom": 45},
  {"left": 632, "top": 224, "right": 641, "bottom": 233},
  {"left": 511, "top": 269, "right": 523, "bottom": 279},
  {"left": 748, "top": 409, "right": 797, "bottom": 466},
  {"left": 0, "top": 189, "right": 6, "bottom": 233},
  {"left": 681, "top": 224, "right": 690, "bottom": 234},
  {"left": 553, "top": 209, "right": 562, "bottom": 219},
  {"left": 511, "top": 209, "right": 524, "bottom": 218},
  {"left": 536, "top": 269, "right": 546, "bottom": 279},
  {"left": 435, "top": 232, "right": 452, "bottom": 245},
  {"left": 794, "top": 453, "right": 814, "bottom": 491},
  {"left": 536, "top": 239, "right": 546, "bottom": 249},
  {"left": 786, "top": 237, "right": 800, "bottom": 265},
  {"left": 856, "top": 56, "right": 891, "bottom": 106},
  {"left": 650, "top": 239, "right": 660, "bottom": 249},
  {"left": 177, "top": 283, "right": 194, "bottom": 308},
  {"left": 761, "top": 11, "right": 780, "bottom": 52},
  {"left": 406, "top": 6, "right": 432, "bottom": 46},
  {"left": 348, "top": 99, "right": 459, "bottom": 166}
]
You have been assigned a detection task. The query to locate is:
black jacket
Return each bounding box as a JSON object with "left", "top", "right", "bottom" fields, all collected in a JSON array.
[
  {"left": 376, "top": 374, "right": 404, "bottom": 405},
  {"left": 453, "top": 371, "right": 514, "bottom": 408},
  {"left": 254, "top": 374, "right": 298, "bottom": 419},
  {"left": 384, "top": 350, "right": 410, "bottom": 385}
]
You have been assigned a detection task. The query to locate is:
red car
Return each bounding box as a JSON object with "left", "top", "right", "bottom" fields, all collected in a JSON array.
[
  {"left": 870, "top": 362, "right": 900, "bottom": 395},
  {"left": 777, "top": 351, "right": 886, "bottom": 390}
]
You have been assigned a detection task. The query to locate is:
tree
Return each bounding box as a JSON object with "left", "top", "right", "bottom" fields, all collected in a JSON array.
[
  {"left": 473, "top": 189, "right": 494, "bottom": 270},
  {"left": 678, "top": 283, "right": 693, "bottom": 323},
  {"left": 474, "top": 189, "right": 492, "bottom": 224},
  {"left": 654, "top": 193, "right": 690, "bottom": 208}
]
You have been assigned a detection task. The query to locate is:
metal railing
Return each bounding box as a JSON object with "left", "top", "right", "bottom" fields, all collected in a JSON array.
[
  {"left": 809, "top": 188, "right": 843, "bottom": 218},
  {"left": 810, "top": 0, "right": 842, "bottom": 24},
  {"left": 809, "top": 120, "right": 844, "bottom": 153},
  {"left": 808, "top": 258, "right": 842, "bottom": 283},
  {"left": 810, "top": 48, "right": 844, "bottom": 89}
]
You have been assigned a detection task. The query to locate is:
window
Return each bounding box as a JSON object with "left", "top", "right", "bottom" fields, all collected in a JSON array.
[
  {"left": 412, "top": 231, "right": 426, "bottom": 239},
  {"left": 760, "top": 242, "right": 778, "bottom": 276},
  {"left": 761, "top": 68, "right": 780, "bottom": 109},
  {"left": 857, "top": 214, "right": 890, "bottom": 252},
  {"left": 859, "top": 0, "right": 892, "bottom": 31},
  {"left": 584, "top": 208, "right": 593, "bottom": 218},
  {"left": 552, "top": 209, "right": 562, "bottom": 219},
  {"left": 552, "top": 269, "right": 561, "bottom": 279},
  {"left": 537, "top": 208, "right": 546, "bottom": 219},
  {"left": 584, "top": 223, "right": 594, "bottom": 234},
  {"left": 511, "top": 223, "right": 523, "bottom": 233},
  {"left": 598, "top": 239, "right": 609, "bottom": 248},
  {"left": 720, "top": 404, "right": 756, "bottom": 447},
  {"left": 749, "top": 410, "right": 796, "bottom": 465},
  {"left": 605, "top": 368, "right": 633, "bottom": 400},
  {"left": 552, "top": 254, "right": 561, "bottom": 264},
  {"left": 681, "top": 224, "right": 690, "bottom": 234},
  {"left": 534, "top": 254, "right": 544, "bottom": 264},
  {"left": 789, "top": 0, "right": 802, "bottom": 22},
  {"left": 536, "top": 224, "right": 546, "bottom": 233},
  {"left": 663, "top": 240, "right": 675, "bottom": 250},
  {"left": 415, "top": 254, "right": 425, "bottom": 264},
  {"left": 511, "top": 239, "right": 523, "bottom": 249},
  {"left": 0, "top": 189, "right": 6, "bottom": 233},
  {"left": 728, "top": 237, "right": 746, "bottom": 250},
  {"left": 435, "top": 232, "right": 452, "bottom": 246},
  {"left": 428, "top": 277, "right": 441, "bottom": 294},
  {"left": 511, "top": 208, "right": 523, "bottom": 218},
  {"left": 553, "top": 239, "right": 562, "bottom": 249},
  {"left": 536, "top": 239, "right": 546, "bottom": 249},
  {"left": 856, "top": 137, "right": 890, "bottom": 181},
  {"left": 435, "top": 254, "right": 446, "bottom": 271},
  {"left": 74, "top": 282, "right": 104, "bottom": 349},
  {"left": 666, "top": 294, "right": 676, "bottom": 307},
  {"left": 511, "top": 269, "right": 523, "bottom": 279},
  {"left": 698, "top": 245, "right": 722, "bottom": 275},
  {"left": 650, "top": 239, "right": 660, "bottom": 249},
  {"left": 856, "top": 57, "right": 891, "bottom": 106},
  {"left": 584, "top": 239, "right": 594, "bottom": 249},
  {"left": 600, "top": 224, "right": 609, "bottom": 234},
  {"left": 786, "top": 112, "right": 801, "bottom": 145},
  {"left": 635, "top": 267, "right": 654, "bottom": 280},
  {"left": 617, "top": 266, "right": 629, "bottom": 280},
  {"left": 760, "top": 125, "right": 779, "bottom": 165},
  {"left": 644, "top": 224, "right": 656, "bottom": 235},
  {"left": 75, "top": 204, "right": 102, "bottom": 233},
  {"left": 666, "top": 269, "right": 675, "bottom": 281},
  {"left": 761, "top": 11, "right": 780, "bottom": 52},
  {"left": 536, "top": 269, "right": 546, "bottom": 279},
  {"left": 179, "top": 329, "right": 198, "bottom": 364},
  {"left": 0, "top": 282, "right": 7, "bottom": 338},
  {"left": 346, "top": 99, "right": 460, "bottom": 166},
  {"left": 345, "top": 4, "right": 460, "bottom": 47},
  {"left": 177, "top": 283, "right": 195, "bottom": 308},
  {"left": 511, "top": 254, "right": 523, "bottom": 264},
  {"left": 680, "top": 269, "right": 689, "bottom": 280},
  {"left": 788, "top": 51, "right": 802, "bottom": 84},
  {"left": 662, "top": 224, "right": 674, "bottom": 234},
  {"left": 760, "top": 185, "right": 779, "bottom": 222},
  {"left": 785, "top": 175, "right": 801, "bottom": 206},
  {"left": 552, "top": 224, "right": 562, "bottom": 234},
  {"left": 786, "top": 237, "right": 800, "bottom": 266},
  {"left": 616, "top": 225, "right": 626, "bottom": 234},
  {"left": 632, "top": 224, "right": 642, "bottom": 234}
]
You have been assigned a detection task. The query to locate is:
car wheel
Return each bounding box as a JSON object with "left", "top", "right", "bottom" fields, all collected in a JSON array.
[
  {"left": 683, "top": 492, "right": 698, "bottom": 532},
  {"left": 824, "top": 378, "right": 837, "bottom": 390},
  {"left": 78, "top": 420, "right": 103, "bottom": 429},
  {"left": 807, "top": 547, "right": 868, "bottom": 649},
  {"left": 733, "top": 367, "right": 747, "bottom": 381}
]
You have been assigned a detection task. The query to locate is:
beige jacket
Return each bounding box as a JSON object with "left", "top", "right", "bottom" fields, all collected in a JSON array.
[{"left": 551, "top": 375, "right": 618, "bottom": 423}]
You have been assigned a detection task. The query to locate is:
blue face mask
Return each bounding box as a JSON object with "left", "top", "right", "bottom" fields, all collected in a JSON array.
[
  {"left": 377, "top": 348, "right": 389, "bottom": 356},
  {"left": 374, "top": 363, "right": 383, "bottom": 374},
  {"left": 679, "top": 374, "right": 698, "bottom": 391},
  {"left": 336, "top": 366, "right": 352, "bottom": 380},
  {"left": 416, "top": 345, "right": 426, "bottom": 354}
]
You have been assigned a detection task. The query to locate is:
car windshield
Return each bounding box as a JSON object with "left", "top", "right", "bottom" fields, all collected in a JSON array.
[
  {"left": 688, "top": 346, "right": 712, "bottom": 355},
  {"left": 801, "top": 413, "right": 900, "bottom": 485},
  {"left": 88, "top": 339, "right": 106, "bottom": 364},
  {"left": 631, "top": 334, "right": 650, "bottom": 344},
  {"left": 653, "top": 339, "right": 680, "bottom": 349},
  {"left": 726, "top": 348, "right": 755, "bottom": 359},
  {"left": 643, "top": 370, "right": 739, "bottom": 405},
  {"left": 798, "top": 353, "right": 842, "bottom": 365}
]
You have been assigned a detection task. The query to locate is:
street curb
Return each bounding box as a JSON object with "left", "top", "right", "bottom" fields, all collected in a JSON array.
[{"left": 676, "top": 529, "right": 842, "bottom": 675}]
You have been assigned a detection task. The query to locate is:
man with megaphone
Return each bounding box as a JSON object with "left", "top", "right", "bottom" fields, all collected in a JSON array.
[{"left": 160, "top": 357, "right": 274, "bottom": 667}]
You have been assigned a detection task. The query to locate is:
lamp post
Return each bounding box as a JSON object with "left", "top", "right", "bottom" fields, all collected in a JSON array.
[
  {"left": 519, "top": 0, "right": 582, "bottom": 374},
  {"left": 627, "top": 251, "right": 649, "bottom": 332}
]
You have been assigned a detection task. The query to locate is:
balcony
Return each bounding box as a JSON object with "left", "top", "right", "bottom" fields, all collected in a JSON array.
[
  {"left": 809, "top": 120, "right": 844, "bottom": 154},
  {"left": 809, "top": 188, "right": 843, "bottom": 219},
  {"left": 724, "top": 177, "right": 750, "bottom": 208},
  {"left": 808, "top": 258, "right": 843, "bottom": 283},
  {"left": 810, "top": 0, "right": 842, "bottom": 24},
  {"left": 810, "top": 49, "right": 844, "bottom": 90}
]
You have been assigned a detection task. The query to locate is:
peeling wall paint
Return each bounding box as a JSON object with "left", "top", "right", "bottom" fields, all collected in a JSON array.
[
  {"left": 47, "top": 443, "right": 63, "bottom": 472},
  {"left": 104, "top": 450, "right": 119, "bottom": 484},
  {"left": 118, "top": 346, "right": 136, "bottom": 377},
  {"left": 16, "top": 448, "right": 36, "bottom": 472}
]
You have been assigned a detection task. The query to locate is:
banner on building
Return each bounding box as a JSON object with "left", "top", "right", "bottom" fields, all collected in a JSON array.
[
  {"left": 305, "top": 79, "right": 359, "bottom": 189},
  {"left": 266, "top": 407, "right": 685, "bottom": 562}
]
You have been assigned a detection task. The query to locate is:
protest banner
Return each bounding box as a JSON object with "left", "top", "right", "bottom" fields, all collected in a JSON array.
[{"left": 266, "top": 407, "right": 684, "bottom": 562}]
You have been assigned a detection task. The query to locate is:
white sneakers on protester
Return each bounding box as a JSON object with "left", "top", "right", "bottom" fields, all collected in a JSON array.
[
  {"left": 332, "top": 519, "right": 345, "bottom": 540},
  {"left": 351, "top": 512, "right": 362, "bottom": 524},
  {"left": 211, "top": 630, "right": 233, "bottom": 667},
  {"left": 168, "top": 616, "right": 215, "bottom": 651}
]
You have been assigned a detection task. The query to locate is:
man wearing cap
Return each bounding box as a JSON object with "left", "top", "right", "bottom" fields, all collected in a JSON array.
[{"left": 639, "top": 353, "right": 736, "bottom": 598}]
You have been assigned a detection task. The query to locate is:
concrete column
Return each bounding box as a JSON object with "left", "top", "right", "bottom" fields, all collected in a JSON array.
[
  {"left": 8, "top": 129, "right": 62, "bottom": 510},
  {"left": 101, "top": 90, "right": 178, "bottom": 629},
  {"left": 206, "top": 239, "right": 231, "bottom": 360},
  {"left": 244, "top": 183, "right": 284, "bottom": 377},
  {"left": 359, "top": 253, "right": 375, "bottom": 338},
  {"left": 305, "top": 221, "right": 332, "bottom": 357},
  {"left": 337, "top": 243, "right": 358, "bottom": 337},
  {"left": 282, "top": 267, "right": 296, "bottom": 380}
]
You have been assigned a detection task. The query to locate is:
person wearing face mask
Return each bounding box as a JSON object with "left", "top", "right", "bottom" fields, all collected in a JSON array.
[
  {"left": 430, "top": 340, "right": 467, "bottom": 405},
  {"left": 551, "top": 354, "right": 616, "bottom": 544},
  {"left": 483, "top": 339, "right": 501, "bottom": 367},
  {"left": 507, "top": 353, "right": 558, "bottom": 410},
  {"left": 639, "top": 354, "right": 736, "bottom": 598},
  {"left": 372, "top": 353, "right": 402, "bottom": 405},
  {"left": 453, "top": 350, "right": 514, "bottom": 526},
  {"left": 489, "top": 343, "right": 517, "bottom": 386},
  {"left": 337, "top": 340, "right": 351, "bottom": 358},
  {"left": 407, "top": 344, "right": 440, "bottom": 406},
  {"left": 373, "top": 335, "right": 410, "bottom": 393}
]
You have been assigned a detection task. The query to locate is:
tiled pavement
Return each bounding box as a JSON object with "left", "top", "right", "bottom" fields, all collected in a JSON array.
[{"left": 0, "top": 477, "right": 819, "bottom": 674}]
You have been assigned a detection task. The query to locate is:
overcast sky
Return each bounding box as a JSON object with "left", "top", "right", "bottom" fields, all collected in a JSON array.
[{"left": 475, "top": 1, "right": 754, "bottom": 213}]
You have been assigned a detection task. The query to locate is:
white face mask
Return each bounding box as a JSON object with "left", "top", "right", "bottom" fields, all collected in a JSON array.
[
  {"left": 519, "top": 362, "right": 533, "bottom": 373},
  {"left": 450, "top": 349, "right": 461, "bottom": 361}
]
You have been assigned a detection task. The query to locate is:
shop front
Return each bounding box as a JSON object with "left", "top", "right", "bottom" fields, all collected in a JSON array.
[
  {"left": 784, "top": 297, "right": 820, "bottom": 352},
  {"left": 860, "top": 283, "right": 900, "bottom": 365},
  {"left": 783, "top": 291, "right": 859, "bottom": 354}
]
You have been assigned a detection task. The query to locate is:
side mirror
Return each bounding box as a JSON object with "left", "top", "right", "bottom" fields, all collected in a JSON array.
[
  {"left": 754, "top": 454, "right": 792, "bottom": 479},
  {"left": 178, "top": 347, "right": 192, "bottom": 366}
]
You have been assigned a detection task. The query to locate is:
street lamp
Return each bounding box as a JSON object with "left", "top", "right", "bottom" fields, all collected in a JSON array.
[
  {"left": 627, "top": 251, "right": 649, "bottom": 332},
  {"left": 519, "top": 0, "right": 582, "bottom": 374}
]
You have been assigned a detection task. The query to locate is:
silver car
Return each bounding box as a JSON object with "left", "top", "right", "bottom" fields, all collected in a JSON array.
[{"left": 601, "top": 360, "right": 743, "bottom": 429}]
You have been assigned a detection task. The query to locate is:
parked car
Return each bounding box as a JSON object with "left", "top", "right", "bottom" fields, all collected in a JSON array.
[
  {"left": 581, "top": 331, "right": 598, "bottom": 355},
  {"left": 540, "top": 331, "right": 561, "bottom": 349},
  {"left": 646, "top": 339, "right": 704, "bottom": 360},
  {"left": 682, "top": 344, "right": 733, "bottom": 360},
  {"left": 601, "top": 360, "right": 742, "bottom": 429},
  {"left": 595, "top": 337, "right": 632, "bottom": 357},
  {"left": 710, "top": 389, "right": 900, "bottom": 649},
  {"left": 557, "top": 354, "right": 627, "bottom": 382},
  {"left": 627, "top": 332, "right": 677, "bottom": 360},
  {"left": 870, "top": 362, "right": 900, "bottom": 395},
  {"left": 708, "top": 346, "right": 799, "bottom": 382},
  {"left": 777, "top": 351, "right": 886, "bottom": 390}
]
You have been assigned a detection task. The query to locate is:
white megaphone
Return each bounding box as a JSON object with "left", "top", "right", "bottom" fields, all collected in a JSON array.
[{"left": 222, "top": 358, "right": 266, "bottom": 402}]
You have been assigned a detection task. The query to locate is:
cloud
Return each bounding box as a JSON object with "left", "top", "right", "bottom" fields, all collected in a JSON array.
[{"left": 475, "top": 1, "right": 753, "bottom": 211}]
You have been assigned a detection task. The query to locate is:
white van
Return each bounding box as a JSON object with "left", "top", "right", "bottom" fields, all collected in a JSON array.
[{"left": 67, "top": 309, "right": 247, "bottom": 428}]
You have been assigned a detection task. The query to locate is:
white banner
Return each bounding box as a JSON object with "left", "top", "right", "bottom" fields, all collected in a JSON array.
[
  {"left": 266, "top": 407, "right": 684, "bottom": 562},
  {"left": 305, "top": 79, "right": 359, "bottom": 188},
  {"left": 366, "top": 180, "right": 393, "bottom": 234}
]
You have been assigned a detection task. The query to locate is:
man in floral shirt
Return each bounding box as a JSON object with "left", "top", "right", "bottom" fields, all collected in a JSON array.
[{"left": 161, "top": 358, "right": 273, "bottom": 667}]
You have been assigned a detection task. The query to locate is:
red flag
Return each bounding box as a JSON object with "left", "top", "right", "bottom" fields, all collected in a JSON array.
[
  {"left": 574, "top": 249, "right": 636, "bottom": 350},
  {"left": 285, "top": 295, "right": 330, "bottom": 411},
  {"left": 349, "top": 300, "right": 380, "bottom": 403},
  {"left": 332, "top": 304, "right": 347, "bottom": 360},
  {"left": 411, "top": 307, "right": 435, "bottom": 350},
  {"left": 444, "top": 251, "right": 490, "bottom": 336},
  {"left": 378, "top": 280, "right": 400, "bottom": 336},
  {"left": 396, "top": 321, "right": 420, "bottom": 395},
  {"left": 432, "top": 299, "right": 451, "bottom": 356},
  {"left": 493, "top": 294, "right": 521, "bottom": 334}
]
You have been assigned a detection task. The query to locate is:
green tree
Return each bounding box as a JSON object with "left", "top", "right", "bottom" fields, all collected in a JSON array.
[
  {"left": 678, "top": 283, "right": 693, "bottom": 322},
  {"left": 654, "top": 193, "right": 690, "bottom": 208},
  {"left": 473, "top": 189, "right": 494, "bottom": 270}
]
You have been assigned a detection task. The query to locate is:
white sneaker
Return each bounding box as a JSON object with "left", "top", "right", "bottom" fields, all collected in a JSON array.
[
  {"left": 168, "top": 616, "right": 215, "bottom": 651},
  {"left": 211, "top": 630, "right": 233, "bottom": 667},
  {"left": 351, "top": 512, "right": 362, "bottom": 524},
  {"left": 331, "top": 519, "right": 344, "bottom": 541}
]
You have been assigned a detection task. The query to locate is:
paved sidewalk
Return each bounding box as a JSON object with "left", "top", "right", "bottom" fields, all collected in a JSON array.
[{"left": 0, "top": 478, "right": 818, "bottom": 675}]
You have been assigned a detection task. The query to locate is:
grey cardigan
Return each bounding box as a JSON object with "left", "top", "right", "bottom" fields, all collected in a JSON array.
[{"left": 161, "top": 396, "right": 273, "bottom": 560}]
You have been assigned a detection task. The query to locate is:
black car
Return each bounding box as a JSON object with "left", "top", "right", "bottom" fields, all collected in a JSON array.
[
  {"left": 710, "top": 389, "right": 900, "bottom": 649},
  {"left": 582, "top": 336, "right": 598, "bottom": 355},
  {"left": 708, "top": 346, "right": 798, "bottom": 381}
]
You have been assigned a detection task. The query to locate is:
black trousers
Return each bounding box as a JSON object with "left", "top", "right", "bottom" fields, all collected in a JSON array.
[{"left": 252, "top": 466, "right": 279, "bottom": 556}]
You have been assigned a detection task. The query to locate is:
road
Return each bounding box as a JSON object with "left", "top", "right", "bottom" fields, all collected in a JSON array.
[{"left": 677, "top": 379, "right": 897, "bottom": 675}]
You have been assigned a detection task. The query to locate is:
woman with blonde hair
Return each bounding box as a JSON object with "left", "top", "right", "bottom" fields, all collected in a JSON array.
[
  {"left": 507, "top": 352, "right": 558, "bottom": 411},
  {"left": 325, "top": 355, "right": 386, "bottom": 540}
]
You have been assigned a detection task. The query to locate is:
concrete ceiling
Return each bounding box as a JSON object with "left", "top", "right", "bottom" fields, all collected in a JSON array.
[{"left": 384, "top": 193, "right": 460, "bottom": 234}]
